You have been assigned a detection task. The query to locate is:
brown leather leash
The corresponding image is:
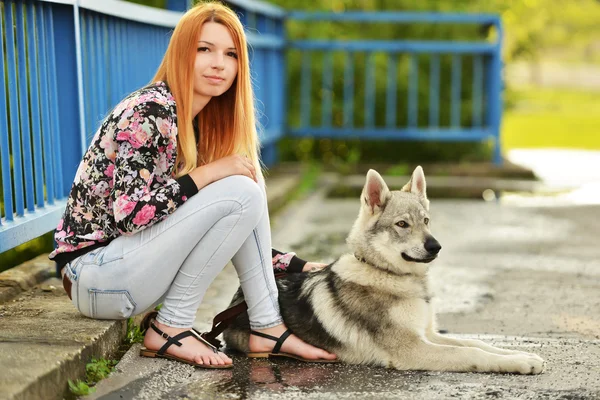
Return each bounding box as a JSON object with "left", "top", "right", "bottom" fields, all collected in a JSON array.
[{"left": 200, "top": 272, "right": 286, "bottom": 349}]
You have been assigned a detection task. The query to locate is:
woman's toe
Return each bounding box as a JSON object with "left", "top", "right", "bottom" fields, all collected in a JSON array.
[{"left": 219, "top": 352, "right": 232, "bottom": 364}]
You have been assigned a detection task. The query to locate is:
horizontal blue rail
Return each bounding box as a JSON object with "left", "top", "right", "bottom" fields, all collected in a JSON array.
[
  {"left": 289, "top": 127, "right": 493, "bottom": 141},
  {"left": 290, "top": 40, "right": 496, "bottom": 54},
  {"left": 287, "top": 11, "right": 500, "bottom": 25}
]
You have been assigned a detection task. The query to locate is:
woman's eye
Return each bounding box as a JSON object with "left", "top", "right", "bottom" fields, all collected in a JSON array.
[
  {"left": 397, "top": 221, "right": 409, "bottom": 228},
  {"left": 228, "top": 52, "right": 238, "bottom": 59},
  {"left": 197, "top": 47, "right": 209, "bottom": 52},
  {"left": 424, "top": 218, "right": 429, "bottom": 225}
]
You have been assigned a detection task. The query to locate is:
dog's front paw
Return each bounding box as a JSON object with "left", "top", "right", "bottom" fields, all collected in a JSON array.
[
  {"left": 504, "top": 354, "right": 545, "bottom": 374},
  {"left": 519, "top": 351, "right": 545, "bottom": 364}
]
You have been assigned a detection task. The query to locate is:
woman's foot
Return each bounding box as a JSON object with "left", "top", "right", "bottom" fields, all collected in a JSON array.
[
  {"left": 248, "top": 323, "right": 337, "bottom": 361},
  {"left": 143, "top": 320, "right": 233, "bottom": 366}
]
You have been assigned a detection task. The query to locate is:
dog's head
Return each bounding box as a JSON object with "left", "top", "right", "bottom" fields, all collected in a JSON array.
[{"left": 347, "top": 166, "right": 441, "bottom": 276}]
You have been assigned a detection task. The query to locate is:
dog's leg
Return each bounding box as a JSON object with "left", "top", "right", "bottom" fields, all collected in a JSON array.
[
  {"left": 426, "top": 331, "right": 544, "bottom": 360},
  {"left": 392, "top": 339, "right": 544, "bottom": 374},
  {"left": 425, "top": 308, "right": 543, "bottom": 360}
]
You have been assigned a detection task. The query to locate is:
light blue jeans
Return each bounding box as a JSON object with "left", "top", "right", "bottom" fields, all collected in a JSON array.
[{"left": 63, "top": 175, "right": 283, "bottom": 329}]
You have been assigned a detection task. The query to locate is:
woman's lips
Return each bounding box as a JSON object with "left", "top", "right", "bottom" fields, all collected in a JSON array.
[{"left": 204, "top": 76, "right": 225, "bottom": 84}]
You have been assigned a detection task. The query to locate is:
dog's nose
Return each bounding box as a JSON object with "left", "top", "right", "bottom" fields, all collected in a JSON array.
[{"left": 424, "top": 236, "right": 442, "bottom": 255}]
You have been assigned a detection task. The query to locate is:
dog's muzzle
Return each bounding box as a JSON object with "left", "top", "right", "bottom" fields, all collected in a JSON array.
[{"left": 402, "top": 236, "right": 442, "bottom": 263}]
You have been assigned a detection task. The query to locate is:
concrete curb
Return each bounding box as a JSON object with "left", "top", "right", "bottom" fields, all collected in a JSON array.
[
  {"left": 0, "top": 171, "right": 302, "bottom": 400},
  {"left": 0, "top": 255, "right": 55, "bottom": 303},
  {"left": 0, "top": 277, "right": 128, "bottom": 400}
]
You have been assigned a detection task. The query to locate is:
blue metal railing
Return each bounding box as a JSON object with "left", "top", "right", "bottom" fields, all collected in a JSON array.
[
  {"left": 0, "top": 0, "right": 286, "bottom": 253},
  {"left": 0, "top": 1, "right": 504, "bottom": 257},
  {"left": 286, "top": 12, "right": 503, "bottom": 164}
]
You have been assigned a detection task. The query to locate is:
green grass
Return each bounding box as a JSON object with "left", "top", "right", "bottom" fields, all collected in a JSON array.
[
  {"left": 502, "top": 87, "right": 600, "bottom": 152},
  {"left": 68, "top": 357, "right": 118, "bottom": 396}
]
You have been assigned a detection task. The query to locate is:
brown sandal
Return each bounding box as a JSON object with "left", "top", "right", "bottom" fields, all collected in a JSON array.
[
  {"left": 248, "top": 329, "right": 339, "bottom": 363},
  {"left": 139, "top": 315, "right": 232, "bottom": 369}
]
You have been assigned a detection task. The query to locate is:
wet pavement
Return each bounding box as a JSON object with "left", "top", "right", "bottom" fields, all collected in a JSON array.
[{"left": 89, "top": 151, "right": 600, "bottom": 400}]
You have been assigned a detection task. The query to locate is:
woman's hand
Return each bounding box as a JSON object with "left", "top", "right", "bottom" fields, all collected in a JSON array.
[
  {"left": 302, "top": 262, "right": 328, "bottom": 272},
  {"left": 189, "top": 154, "right": 257, "bottom": 190}
]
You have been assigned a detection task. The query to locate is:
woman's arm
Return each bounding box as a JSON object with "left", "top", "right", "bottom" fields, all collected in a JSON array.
[
  {"left": 272, "top": 248, "right": 307, "bottom": 273},
  {"left": 112, "top": 101, "right": 197, "bottom": 235}
]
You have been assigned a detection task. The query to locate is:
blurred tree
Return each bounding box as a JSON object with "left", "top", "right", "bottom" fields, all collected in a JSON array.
[{"left": 123, "top": 0, "right": 167, "bottom": 8}]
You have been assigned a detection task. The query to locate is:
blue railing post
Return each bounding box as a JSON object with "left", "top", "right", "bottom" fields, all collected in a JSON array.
[
  {"left": 487, "top": 19, "right": 504, "bottom": 165},
  {"left": 166, "top": 0, "right": 191, "bottom": 12},
  {"left": 15, "top": 2, "right": 35, "bottom": 213},
  {"left": 53, "top": 3, "right": 84, "bottom": 195},
  {"left": 0, "top": 1, "right": 14, "bottom": 223},
  {"left": 5, "top": 0, "right": 25, "bottom": 218}
]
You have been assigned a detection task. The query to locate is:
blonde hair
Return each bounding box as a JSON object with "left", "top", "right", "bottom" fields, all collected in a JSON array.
[{"left": 152, "top": 1, "right": 262, "bottom": 179}]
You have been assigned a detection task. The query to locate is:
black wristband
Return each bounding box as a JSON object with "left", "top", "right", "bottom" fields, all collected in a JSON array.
[{"left": 176, "top": 174, "right": 198, "bottom": 198}]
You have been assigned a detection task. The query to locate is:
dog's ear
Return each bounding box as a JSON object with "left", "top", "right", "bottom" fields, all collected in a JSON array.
[
  {"left": 401, "top": 166, "right": 429, "bottom": 210},
  {"left": 363, "top": 169, "right": 391, "bottom": 214}
]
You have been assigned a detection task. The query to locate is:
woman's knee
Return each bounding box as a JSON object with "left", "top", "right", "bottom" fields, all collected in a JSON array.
[{"left": 218, "top": 175, "right": 265, "bottom": 214}]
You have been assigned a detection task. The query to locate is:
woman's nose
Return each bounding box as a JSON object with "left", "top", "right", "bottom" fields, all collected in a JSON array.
[{"left": 212, "top": 53, "right": 225, "bottom": 70}]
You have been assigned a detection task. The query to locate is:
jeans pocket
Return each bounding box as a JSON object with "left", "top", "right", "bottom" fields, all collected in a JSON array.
[{"left": 88, "top": 289, "right": 136, "bottom": 320}]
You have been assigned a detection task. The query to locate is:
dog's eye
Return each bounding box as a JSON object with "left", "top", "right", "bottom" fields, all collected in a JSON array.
[
  {"left": 397, "top": 221, "right": 409, "bottom": 228},
  {"left": 424, "top": 218, "right": 429, "bottom": 225}
]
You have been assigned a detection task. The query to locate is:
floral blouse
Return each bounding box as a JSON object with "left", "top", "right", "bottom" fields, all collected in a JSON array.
[{"left": 49, "top": 82, "right": 305, "bottom": 273}]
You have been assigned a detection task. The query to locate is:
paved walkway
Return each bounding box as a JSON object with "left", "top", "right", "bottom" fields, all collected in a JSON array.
[{"left": 88, "top": 166, "right": 600, "bottom": 400}]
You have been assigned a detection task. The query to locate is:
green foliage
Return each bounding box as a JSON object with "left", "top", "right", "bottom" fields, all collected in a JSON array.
[
  {"left": 502, "top": 87, "right": 600, "bottom": 151},
  {"left": 296, "top": 162, "right": 322, "bottom": 197},
  {"left": 124, "top": 0, "right": 166, "bottom": 8},
  {"left": 125, "top": 318, "right": 145, "bottom": 345},
  {"left": 385, "top": 163, "right": 410, "bottom": 176},
  {"left": 86, "top": 358, "right": 118, "bottom": 384},
  {"left": 67, "top": 358, "right": 117, "bottom": 395},
  {"left": 278, "top": 137, "right": 491, "bottom": 166},
  {"left": 0, "top": 232, "right": 54, "bottom": 273},
  {"left": 68, "top": 380, "right": 96, "bottom": 397}
]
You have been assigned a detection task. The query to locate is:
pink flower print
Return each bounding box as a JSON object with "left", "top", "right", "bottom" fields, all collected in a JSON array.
[
  {"left": 116, "top": 131, "right": 130, "bottom": 142},
  {"left": 116, "top": 108, "right": 133, "bottom": 130},
  {"left": 127, "top": 123, "right": 150, "bottom": 149},
  {"left": 80, "top": 231, "right": 105, "bottom": 241},
  {"left": 57, "top": 218, "right": 64, "bottom": 231},
  {"left": 272, "top": 252, "right": 296, "bottom": 271},
  {"left": 104, "top": 164, "right": 115, "bottom": 178},
  {"left": 155, "top": 117, "right": 171, "bottom": 137},
  {"left": 117, "top": 117, "right": 129, "bottom": 130},
  {"left": 114, "top": 195, "right": 136, "bottom": 222},
  {"left": 132, "top": 204, "right": 156, "bottom": 226},
  {"left": 156, "top": 153, "right": 168, "bottom": 174}
]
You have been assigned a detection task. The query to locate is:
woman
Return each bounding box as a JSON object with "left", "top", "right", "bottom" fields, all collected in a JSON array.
[{"left": 49, "top": 1, "right": 336, "bottom": 369}]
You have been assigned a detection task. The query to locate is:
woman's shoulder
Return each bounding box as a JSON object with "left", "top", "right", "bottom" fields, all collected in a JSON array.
[{"left": 110, "top": 81, "right": 177, "bottom": 121}]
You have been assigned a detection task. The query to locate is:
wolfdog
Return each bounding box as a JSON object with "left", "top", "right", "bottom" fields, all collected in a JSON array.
[{"left": 224, "top": 167, "right": 545, "bottom": 374}]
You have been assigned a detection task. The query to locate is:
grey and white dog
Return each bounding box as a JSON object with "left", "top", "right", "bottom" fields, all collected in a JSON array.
[{"left": 224, "top": 167, "right": 545, "bottom": 374}]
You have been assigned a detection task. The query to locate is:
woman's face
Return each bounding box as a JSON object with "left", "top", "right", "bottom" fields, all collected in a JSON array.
[{"left": 193, "top": 22, "right": 239, "bottom": 99}]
